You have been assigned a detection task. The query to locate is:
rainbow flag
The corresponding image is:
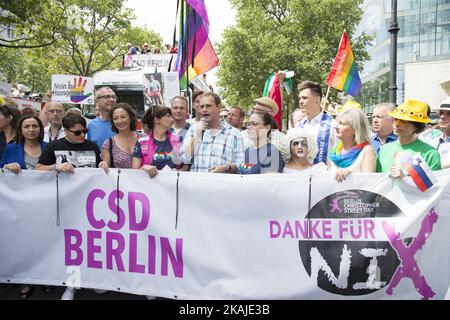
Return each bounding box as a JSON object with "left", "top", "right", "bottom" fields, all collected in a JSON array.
[
  {"left": 175, "top": 0, "right": 219, "bottom": 89},
  {"left": 326, "top": 31, "right": 362, "bottom": 97}
]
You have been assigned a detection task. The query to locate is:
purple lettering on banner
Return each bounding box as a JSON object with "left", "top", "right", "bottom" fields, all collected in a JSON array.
[
  {"left": 294, "top": 221, "right": 308, "bottom": 239},
  {"left": 129, "top": 233, "right": 145, "bottom": 273},
  {"left": 128, "top": 192, "right": 150, "bottom": 231},
  {"left": 282, "top": 221, "right": 294, "bottom": 238},
  {"left": 161, "top": 237, "right": 184, "bottom": 278},
  {"left": 86, "top": 189, "right": 106, "bottom": 229},
  {"left": 269, "top": 221, "right": 281, "bottom": 238},
  {"left": 87, "top": 230, "right": 102, "bottom": 269},
  {"left": 106, "top": 232, "right": 125, "bottom": 272},
  {"left": 64, "top": 229, "right": 83, "bottom": 266},
  {"left": 107, "top": 190, "right": 125, "bottom": 231},
  {"left": 383, "top": 208, "right": 438, "bottom": 300},
  {"left": 148, "top": 235, "right": 156, "bottom": 275},
  {"left": 322, "top": 220, "right": 332, "bottom": 239},
  {"left": 339, "top": 220, "right": 349, "bottom": 239},
  {"left": 309, "top": 220, "right": 321, "bottom": 239},
  {"left": 364, "top": 220, "right": 375, "bottom": 239}
]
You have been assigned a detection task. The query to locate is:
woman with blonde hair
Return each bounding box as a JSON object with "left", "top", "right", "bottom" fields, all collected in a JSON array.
[
  {"left": 280, "top": 128, "right": 325, "bottom": 173},
  {"left": 329, "top": 108, "right": 376, "bottom": 182}
]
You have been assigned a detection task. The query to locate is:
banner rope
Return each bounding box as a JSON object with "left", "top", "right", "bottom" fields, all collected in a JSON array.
[
  {"left": 116, "top": 169, "right": 121, "bottom": 224},
  {"left": 307, "top": 175, "right": 312, "bottom": 239},
  {"left": 175, "top": 171, "right": 180, "bottom": 229},
  {"left": 56, "top": 172, "right": 60, "bottom": 227}
]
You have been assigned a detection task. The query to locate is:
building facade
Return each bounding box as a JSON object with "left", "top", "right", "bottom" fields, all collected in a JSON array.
[{"left": 357, "top": 0, "right": 450, "bottom": 111}]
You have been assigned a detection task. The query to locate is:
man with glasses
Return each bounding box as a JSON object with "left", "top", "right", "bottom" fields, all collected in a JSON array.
[
  {"left": 43, "top": 102, "right": 66, "bottom": 143},
  {"left": 87, "top": 86, "right": 117, "bottom": 150}
]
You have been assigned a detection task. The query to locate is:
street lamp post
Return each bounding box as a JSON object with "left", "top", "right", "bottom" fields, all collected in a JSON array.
[{"left": 389, "top": 0, "right": 399, "bottom": 105}]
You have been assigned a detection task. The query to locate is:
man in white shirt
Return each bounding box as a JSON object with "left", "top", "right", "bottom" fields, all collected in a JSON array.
[
  {"left": 427, "top": 97, "right": 450, "bottom": 169},
  {"left": 296, "top": 80, "right": 336, "bottom": 165},
  {"left": 43, "top": 102, "right": 66, "bottom": 143}
]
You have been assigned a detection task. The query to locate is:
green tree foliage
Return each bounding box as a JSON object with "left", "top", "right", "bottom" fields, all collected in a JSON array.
[
  {"left": 0, "top": 0, "right": 65, "bottom": 48},
  {"left": 217, "top": 0, "right": 372, "bottom": 112},
  {"left": 0, "top": 0, "right": 163, "bottom": 92}
]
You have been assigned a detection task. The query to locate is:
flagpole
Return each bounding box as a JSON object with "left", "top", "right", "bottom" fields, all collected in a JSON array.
[{"left": 322, "top": 85, "right": 331, "bottom": 112}]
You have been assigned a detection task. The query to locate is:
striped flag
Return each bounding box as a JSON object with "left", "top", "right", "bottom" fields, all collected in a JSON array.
[
  {"left": 401, "top": 154, "right": 436, "bottom": 192},
  {"left": 263, "top": 71, "right": 294, "bottom": 130},
  {"left": 326, "top": 31, "right": 362, "bottom": 97},
  {"left": 175, "top": 0, "right": 219, "bottom": 89}
]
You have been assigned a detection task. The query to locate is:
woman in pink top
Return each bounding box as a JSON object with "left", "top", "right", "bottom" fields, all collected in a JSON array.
[{"left": 132, "top": 106, "right": 183, "bottom": 178}]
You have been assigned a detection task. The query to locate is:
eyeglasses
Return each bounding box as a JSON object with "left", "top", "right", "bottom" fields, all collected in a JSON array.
[
  {"left": 97, "top": 95, "right": 118, "bottom": 100},
  {"left": 248, "top": 122, "right": 263, "bottom": 127},
  {"left": 67, "top": 128, "right": 89, "bottom": 136}
]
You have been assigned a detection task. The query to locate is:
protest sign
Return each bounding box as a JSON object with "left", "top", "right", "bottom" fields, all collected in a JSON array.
[{"left": 51, "top": 75, "right": 94, "bottom": 104}]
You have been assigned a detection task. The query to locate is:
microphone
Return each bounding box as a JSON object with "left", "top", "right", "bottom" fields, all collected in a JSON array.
[{"left": 200, "top": 117, "right": 207, "bottom": 140}]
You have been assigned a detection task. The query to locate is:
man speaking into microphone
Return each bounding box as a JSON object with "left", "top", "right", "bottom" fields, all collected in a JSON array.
[{"left": 180, "top": 92, "right": 244, "bottom": 173}]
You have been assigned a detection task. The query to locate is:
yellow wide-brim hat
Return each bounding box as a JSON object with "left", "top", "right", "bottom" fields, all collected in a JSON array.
[{"left": 388, "top": 99, "right": 430, "bottom": 124}]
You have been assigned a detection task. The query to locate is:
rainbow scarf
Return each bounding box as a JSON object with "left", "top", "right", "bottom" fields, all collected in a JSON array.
[{"left": 330, "top": 142, "right": 368, "bottom": 168}]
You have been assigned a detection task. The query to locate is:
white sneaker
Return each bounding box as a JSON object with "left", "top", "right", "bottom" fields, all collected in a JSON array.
[
  {"left": 61, "top": 287, "right": 76, "bottom": 300},
  {"left": 146, "top": 295, "right": 157, "bottom": 300},
  {"left": 93, "top": 289, "right": 107, "bottom": 294}
]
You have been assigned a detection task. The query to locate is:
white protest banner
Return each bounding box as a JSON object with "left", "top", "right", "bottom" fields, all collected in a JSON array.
[
  {"left": 1, "top": 169, "right": 450, "bottom": 300},
  {"left": 0, "top": 81, "right": 11, "bottom": 96},
  {"left": 51, "top": 75, "right": 94, "bottom": 105},
  {"left": 123, "top": 54, "right": 177, "bottom": 71},
  {"left": 10, "top": 98, "right": 42, "bottom": 111}
]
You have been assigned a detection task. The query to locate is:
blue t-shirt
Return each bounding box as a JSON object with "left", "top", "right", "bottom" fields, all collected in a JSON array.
[
  {"left": 133, "top": 138, "right": 176, "bottom": 170},
  {"left": 237, "top": 143, "right": 284, "bottom": 174},
  {"left": 87, "top": 117, "right": 115, "bottom": 150}
]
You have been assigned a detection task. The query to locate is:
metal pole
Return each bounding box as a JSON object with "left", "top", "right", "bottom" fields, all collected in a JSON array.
[{"left": 389, "top": 0, "right": 399, "bottom": 104}]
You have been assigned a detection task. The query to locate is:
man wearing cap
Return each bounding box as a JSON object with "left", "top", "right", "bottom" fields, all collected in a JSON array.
[
  {"left": 180, "top": 92, "right": 244, "bottom": 172},
  {"left": 424, "top": 97, "right": 450, "bottom": 168},
  {"left": 371, "top": 102, "right": 397, "bottom": 155},
  {"left": 241, "top": 97, "right": 285, "bottom": 149},
  {"left": 377, "top": 99, "right": 441, "bottom": 175},
  {"left": 296, "top": 80, "right": 336, "bottom": 165}
]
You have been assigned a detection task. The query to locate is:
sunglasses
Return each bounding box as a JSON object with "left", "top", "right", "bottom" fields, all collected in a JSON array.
[
  {"left": 67, "top": 128, "right": 89, "bottom": 136},
  {"left": 97, "top": 95, "right": 118, "bottom": 100}
]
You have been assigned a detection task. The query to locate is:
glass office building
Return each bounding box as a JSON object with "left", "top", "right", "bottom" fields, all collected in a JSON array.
[{"left": 357, "top": 0, "right": 450, "bottom": 111}]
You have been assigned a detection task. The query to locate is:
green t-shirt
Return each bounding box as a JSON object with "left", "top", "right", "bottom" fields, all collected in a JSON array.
[{"left": 376, "top": 139, "right": 441, "bottom": 172}]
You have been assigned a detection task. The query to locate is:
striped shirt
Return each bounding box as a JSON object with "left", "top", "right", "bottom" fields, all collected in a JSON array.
[{"left": 180, "top": 121, "right": 245, "bottom": 172}]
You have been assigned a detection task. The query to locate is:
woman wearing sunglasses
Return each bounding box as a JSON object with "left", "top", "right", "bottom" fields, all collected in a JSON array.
[{"left": 37, "top": 113, "right": 104, "bottom": 173}]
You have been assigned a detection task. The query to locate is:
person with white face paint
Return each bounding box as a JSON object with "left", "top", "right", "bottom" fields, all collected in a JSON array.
[{"left": 280, "top": 128, "right": 326, "bottom": 173}]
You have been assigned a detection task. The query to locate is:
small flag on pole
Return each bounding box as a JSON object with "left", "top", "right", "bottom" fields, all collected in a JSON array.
[
  {"left": 401, "top": 154, "right": 436, "bottom": 192},
  {"left": 263, "top": 71, "right": 294, "bottom": 130},
  {"left": 326, "top": 31, "right": 362, "bottom": 97}
]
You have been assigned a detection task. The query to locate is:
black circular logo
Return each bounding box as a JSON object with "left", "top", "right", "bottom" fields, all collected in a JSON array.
[{"left": 299, "top": 190, "right": 405, "bottom": 296}]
